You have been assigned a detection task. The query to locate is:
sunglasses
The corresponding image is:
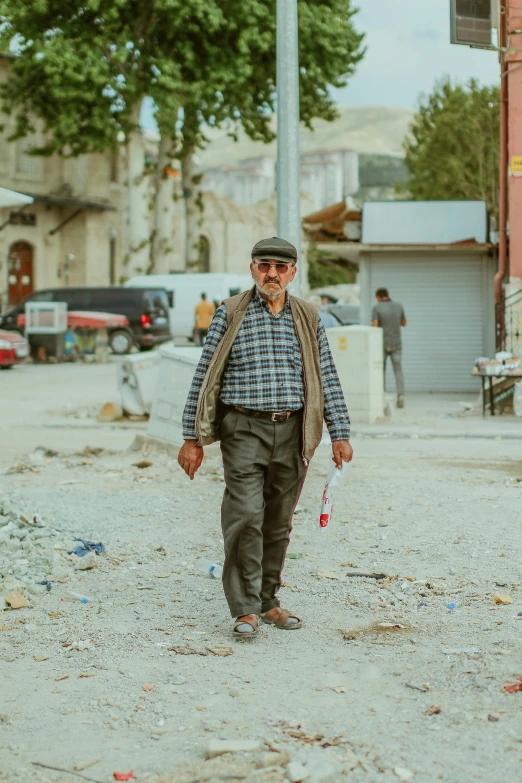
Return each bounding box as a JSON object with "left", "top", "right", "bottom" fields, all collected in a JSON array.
[{"left": 253, "top": 260, "right": 295, "bottom": 274}]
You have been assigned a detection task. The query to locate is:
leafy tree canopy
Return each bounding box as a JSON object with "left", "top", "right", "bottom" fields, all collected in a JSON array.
[
  {"left": 400, "top": 78, "right": 500, "bottom": 222},
  {"left": 0, "top": 0, "right": 365, "bottom": 156}
]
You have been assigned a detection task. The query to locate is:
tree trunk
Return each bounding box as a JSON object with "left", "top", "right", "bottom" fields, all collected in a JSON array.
[
  {"left": 149, "top": 136, "right": 176, "bottom": 274},
  {"left": 126, "top": 102, "right": 151, "bottom": 277},
  {"left": 182, "top": 149, "right": 203, "bottom": 270}
]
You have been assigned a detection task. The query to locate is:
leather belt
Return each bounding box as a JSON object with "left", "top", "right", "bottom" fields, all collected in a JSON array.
[{"left": 233, "top": 405, "right": 302, "bottom": 423}]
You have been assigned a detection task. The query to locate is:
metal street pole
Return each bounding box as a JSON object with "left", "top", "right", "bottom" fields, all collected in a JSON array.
[{"left": 276, "top": 0, "right": 301, "bottom": 296}]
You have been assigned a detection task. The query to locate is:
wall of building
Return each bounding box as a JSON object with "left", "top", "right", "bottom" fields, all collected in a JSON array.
[
  {"left": 0, "top": 56, "right": 126, "bottom": 306},
  {"left": 200, "top": 148, "right": 360, "bottom": 213}
]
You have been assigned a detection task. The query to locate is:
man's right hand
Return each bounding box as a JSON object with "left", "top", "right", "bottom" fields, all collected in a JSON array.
[{"left": 178, "top": 439, "right": 204, "bottom": 480}]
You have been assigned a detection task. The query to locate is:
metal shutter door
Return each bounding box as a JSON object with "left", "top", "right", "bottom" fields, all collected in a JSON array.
[{"left": 369, "top": 254, "right": 484, "bottom": 392}]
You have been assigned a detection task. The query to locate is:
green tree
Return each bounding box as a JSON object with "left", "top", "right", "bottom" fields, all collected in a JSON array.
[
  {"left": 400, "top": 78, "right": 500, "bottom": 224},
  {"left": 0, "top": 0, "right": 365, "bottom": 270},
  {"left": 307, "top": 244, "right": 356, "bottom": 288}
]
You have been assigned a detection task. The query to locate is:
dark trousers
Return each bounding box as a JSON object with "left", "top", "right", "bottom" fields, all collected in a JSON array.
[
  {"left": 384, "top": 344, "right": 405, "bottom": 396},
  {"left": 219, "top": 409, "right": 307, "bottom": 618},
  {"left": 197, "top": 328, "right": 208, "bottom": 345}
]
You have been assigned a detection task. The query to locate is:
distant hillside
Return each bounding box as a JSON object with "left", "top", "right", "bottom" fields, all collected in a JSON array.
[{"left": 197, "top": 106, "right": 413, "bottom": 170}]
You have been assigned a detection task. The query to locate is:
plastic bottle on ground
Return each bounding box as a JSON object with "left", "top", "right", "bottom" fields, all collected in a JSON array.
[
  {"left": 198, "top": 560, "right": 223, "bottom": 579},
  {"left": 64, "top": 591, "right": 90, "bottom": 604}
]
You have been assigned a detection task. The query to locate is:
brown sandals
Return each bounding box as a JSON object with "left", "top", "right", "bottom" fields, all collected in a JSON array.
[
  {"left": 261, "top": 607, "right": 302, "bottom": 630},
  {"left": 233, "top": 613, "right": 260, "bottom": 639}
]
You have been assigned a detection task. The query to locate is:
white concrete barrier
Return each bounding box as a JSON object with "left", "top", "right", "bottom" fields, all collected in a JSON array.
[
  {"left": 116, "top": 351, "right": 162, "bottom": 415},
  {"left": 325, "top": 326, "right": 384, "bottom": 424},
  {"left": 147, "top": 346, "right": 202, "bottom": 443},
  {"left": 147, "top": 326, "right": 384, "bottom": 445}
]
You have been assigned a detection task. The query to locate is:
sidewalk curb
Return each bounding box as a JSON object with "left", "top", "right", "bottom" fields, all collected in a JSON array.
[{"left": 351, "top": 429, "right": 522, "bottom": 440}]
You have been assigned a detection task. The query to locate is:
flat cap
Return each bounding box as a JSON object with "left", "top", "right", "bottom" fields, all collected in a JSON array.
[{"left": 251, "top": 237, "right": 298, "bottom": 264}]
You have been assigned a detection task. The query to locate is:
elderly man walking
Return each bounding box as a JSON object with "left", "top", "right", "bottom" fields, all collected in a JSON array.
[{"left": 178, "top": 238, "right": 352, "bottom": 639}]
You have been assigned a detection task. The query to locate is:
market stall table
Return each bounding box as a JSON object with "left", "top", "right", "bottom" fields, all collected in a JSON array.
[
  {"left": 473, "top": 368, "right": 522, "bottom": 417},
  {"left": 17, "top": 311, "right": 129, "bottom": 360}
]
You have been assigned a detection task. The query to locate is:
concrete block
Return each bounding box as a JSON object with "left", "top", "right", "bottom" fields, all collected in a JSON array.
[
  {"left": 326, "top": 326, "right": 384, "bottom": 423},
  {"left": 206, "top": 739, "right": 262, "bottom": 758},
  {"left": 148, "top": 345, "right": 202, "bottom": 442}
]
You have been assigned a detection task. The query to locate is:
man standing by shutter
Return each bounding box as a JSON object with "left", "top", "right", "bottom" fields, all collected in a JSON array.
[
  {"left": 178, "top": 238, "right": 352, "bottom": 639},
  {"left": 372, "top": 288, "right": 407, "bottom": 408}
]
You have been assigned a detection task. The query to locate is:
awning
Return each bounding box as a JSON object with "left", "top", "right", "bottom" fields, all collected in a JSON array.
[
  {"left": 24, "top": 193, "right": 116, "bottom": 211},
  {"left": 0, "top": 187, "right": 34, "bottom": 209},
  {"left": 19, "top": 192, "right": 117, "bottom": 235}
]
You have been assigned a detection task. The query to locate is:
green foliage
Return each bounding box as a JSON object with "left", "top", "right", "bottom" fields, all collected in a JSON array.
[
  {"left": 307, "top": 244, "right": 356, "bottom": 288},
  {"left": 400, "top": 78, "right": 500, "bottom": 222},
  {"left": 0, "top": 0, "right": 365, "bottom": 157}
]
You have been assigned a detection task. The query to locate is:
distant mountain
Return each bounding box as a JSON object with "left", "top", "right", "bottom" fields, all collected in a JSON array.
[{"left": 197, "top": 106, "right": 414, "bottom": 170}]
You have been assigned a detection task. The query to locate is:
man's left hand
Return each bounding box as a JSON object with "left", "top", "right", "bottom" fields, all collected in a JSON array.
[{"left": 332, "top": 440, "right": 353, "bottom": 469}]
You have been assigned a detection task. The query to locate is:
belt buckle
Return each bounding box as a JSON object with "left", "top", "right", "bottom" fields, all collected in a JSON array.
[{"left": 271, "top": 411, "right": 289, "bottom": 423}]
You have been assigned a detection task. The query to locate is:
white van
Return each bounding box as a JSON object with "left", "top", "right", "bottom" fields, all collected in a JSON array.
[{"left": 125, "top": 273, "right": 252, "bottom": 341}]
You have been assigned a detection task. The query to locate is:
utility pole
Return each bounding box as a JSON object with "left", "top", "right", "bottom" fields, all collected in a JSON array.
[{"left": 276, "top": 0, "right": 302, "bottom": 296}]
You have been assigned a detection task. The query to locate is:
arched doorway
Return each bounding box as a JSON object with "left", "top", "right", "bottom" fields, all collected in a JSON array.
[{"left": 8, "top": 242, "right": 34, "bottom": 305}]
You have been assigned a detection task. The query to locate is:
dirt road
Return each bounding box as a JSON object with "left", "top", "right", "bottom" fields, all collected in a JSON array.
[{"left": 1, "top": 363, "right": 522, "bottom": 783}]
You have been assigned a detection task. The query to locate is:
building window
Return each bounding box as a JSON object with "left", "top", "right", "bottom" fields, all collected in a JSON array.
[{"left": 16, "top": 136, "right": 43, "bottom": 179}]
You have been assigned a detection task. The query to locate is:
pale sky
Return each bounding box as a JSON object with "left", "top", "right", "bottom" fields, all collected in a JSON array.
[
  {"left": 336, "top": 0, "right": 500, "bottom": 108},
  {"left": 141, "top": 0, "right": 500, "bottom": 130}
]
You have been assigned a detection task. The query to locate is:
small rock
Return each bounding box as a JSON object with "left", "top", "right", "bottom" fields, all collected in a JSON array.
[
  {"left": 4, "top": 591, "right": 27, "bottom": 610},
  {"left": 97, "top": 402, "right": 123, "bottom": 422},
  {"left": 74, "top": 551, "right": 98, "bottom": 571},
  {"left": 0, "top": 714, "right": 10, "bottom": 724},
  {"left": 305, "top": 758, "right": 338, "bottom": 783},
  {"left": 492, "top": 593, "right": 513, "bottom": 605},
  {"left": 206, "top": 739, "right": 262, "bottom": 758},
  {"left": 287, "top": 761, "right": 309, "bottom": 782},
  {"left": 394, "top": 768, "right": 414, "bottom": 781},
  {"left": 259, "top": 751, "right": 292, "bottom": 768}
]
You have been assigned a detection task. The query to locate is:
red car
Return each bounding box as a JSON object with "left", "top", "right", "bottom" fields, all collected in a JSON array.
[{"left": 0, "top": 329, "right": 29, "bottom": 369}]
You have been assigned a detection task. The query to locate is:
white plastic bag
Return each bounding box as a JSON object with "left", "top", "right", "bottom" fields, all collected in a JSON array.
[{"left": 319, "top": 459, "right": 349, "bottom": 531}]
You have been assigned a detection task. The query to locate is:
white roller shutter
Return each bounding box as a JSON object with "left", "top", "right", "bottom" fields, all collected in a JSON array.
[{"left": 368, "top": 253, "right": 488, "bottom": 392}]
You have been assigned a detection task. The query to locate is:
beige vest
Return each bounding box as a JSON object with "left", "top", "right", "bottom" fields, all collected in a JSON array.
[{"left": 194, "top": 287, "right": 324, "bottom": 462}]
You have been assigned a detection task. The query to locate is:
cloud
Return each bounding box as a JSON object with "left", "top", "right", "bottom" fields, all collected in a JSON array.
[{"left": 333, "top": 0, "right": 499, "bottom": 108}]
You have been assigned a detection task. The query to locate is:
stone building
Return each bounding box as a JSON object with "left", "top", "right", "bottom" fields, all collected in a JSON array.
[
  {"left": 200, "top": 147, "right": 360, "bottom": 213},
  {"left": 0, "top": 55, "right": 126, "bottom": 308}
]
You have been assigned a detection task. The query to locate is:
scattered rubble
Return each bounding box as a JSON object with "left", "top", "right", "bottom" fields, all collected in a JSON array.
[
  {"left": 0, "top": 491, "right": 69, "bottom": 606},
  {"left": 97, "top": 402, "right": 124, "bottom": 422}
]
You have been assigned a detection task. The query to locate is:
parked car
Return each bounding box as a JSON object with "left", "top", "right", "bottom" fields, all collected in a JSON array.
[
  {"left": 0, "top": 287, "right": 172, "bottom": 354},
  {"left": 324, "top": 303, "right": 360, "bottom": 325},
  {"left": 0, "top": 329, "right": 29, "bottom": 369}
]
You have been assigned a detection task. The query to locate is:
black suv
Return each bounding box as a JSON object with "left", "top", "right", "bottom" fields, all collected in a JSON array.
[{"left": 0, "top": 287, "right": 172, "bottom": 354}]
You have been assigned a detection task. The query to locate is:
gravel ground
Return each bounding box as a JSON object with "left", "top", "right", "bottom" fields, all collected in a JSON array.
[{"left": 1, "top": 363, "right": 522, "bottom": 783}]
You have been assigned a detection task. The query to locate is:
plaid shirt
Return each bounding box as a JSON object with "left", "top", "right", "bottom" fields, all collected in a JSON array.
[{"left": 182, "top": 288, "right": 350, "bottom": 442}]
